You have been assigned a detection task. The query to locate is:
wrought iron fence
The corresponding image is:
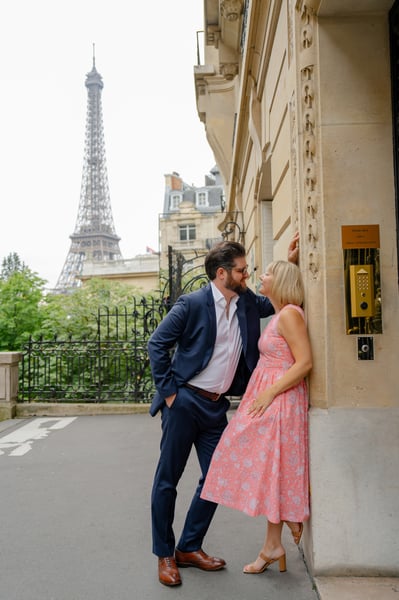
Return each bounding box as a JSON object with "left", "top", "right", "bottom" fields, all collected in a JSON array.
[
  {"left": 19, "top": 247, "right": 211, "bottom": 403},
  {"left": 19, "top": 243, "right": 244, "bottom": 403},
  {"left": 20, "top": 299, "right": 168, "bottom": 403}
]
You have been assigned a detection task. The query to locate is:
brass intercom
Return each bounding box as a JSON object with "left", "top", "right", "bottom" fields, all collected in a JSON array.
[
  {"left": 349, "top": 264, "right": 374, "bottom": 318},
  {"left": 341, "top": 225, "right": 382, "bottom": 338}
]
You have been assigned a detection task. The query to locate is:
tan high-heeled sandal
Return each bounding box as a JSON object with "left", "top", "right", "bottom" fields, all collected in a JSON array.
[
  {"left": 243, "top": 552, "right": 287, "bottom": 574},
  {"left": 284, "top": 521, "right": 303, "bottom": 545}
]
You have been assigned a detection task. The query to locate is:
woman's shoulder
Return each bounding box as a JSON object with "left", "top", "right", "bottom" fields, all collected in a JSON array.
[
  {"left": 278, "top": 304, "right": 305, "bottom": 322},
  {"left": 282, "top": 303, "right": 304, "bottom": 314}
]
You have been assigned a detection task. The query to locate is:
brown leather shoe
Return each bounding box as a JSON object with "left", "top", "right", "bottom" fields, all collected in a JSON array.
[
  {"left": 175, "top": 548, "right": 226, "bottom": 571},
  {"left": 158, "top": 556, "right": 182, "bottom": 586}
]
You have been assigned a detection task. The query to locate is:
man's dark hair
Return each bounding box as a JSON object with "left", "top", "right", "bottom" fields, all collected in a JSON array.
[{"left": 204, "top": 241, "right": 246, "bottom": 280}]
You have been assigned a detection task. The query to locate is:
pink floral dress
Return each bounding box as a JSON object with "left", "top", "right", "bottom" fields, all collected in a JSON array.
[{"left": 201, "top": 304, "right": 310, "bottom": 523}]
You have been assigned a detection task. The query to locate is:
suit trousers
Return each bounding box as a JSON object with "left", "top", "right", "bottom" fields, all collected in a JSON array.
[{"left": 151, "top": 386, "right": 230, "bottom": 557}]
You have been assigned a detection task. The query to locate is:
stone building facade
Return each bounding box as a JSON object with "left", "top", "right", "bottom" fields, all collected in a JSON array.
[
  {"left": 159, "top": 168, "right": 224, "bottom": 272},
  {"left": 81, "top": 168, "right": 225, "bottom": 294},
  {"left": 80, "top": 254, "right": 159, "bottom": 293},
  {"left": 195, "top": 0, "right": 399, "bottom": 577}
]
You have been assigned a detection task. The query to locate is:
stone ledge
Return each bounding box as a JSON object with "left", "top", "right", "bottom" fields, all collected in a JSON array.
[
  {"left": 16, "top": 402, "right": 150, "bottom": 418},
  {"left": 0, "top": 403, "right": 17, "bottom": 421},
  {"left": 314, "top": 577, "right": 399, "bottom": 600}
]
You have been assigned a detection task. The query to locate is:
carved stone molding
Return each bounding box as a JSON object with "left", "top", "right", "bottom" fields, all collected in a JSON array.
[
  {"left": 220, "top": 62, "right": 239, "bottom": 80},
  {"left": 220, "top": 0, "right": 243, "bottom": 22},
  {"left": 295, "top": 1, "right": 321, "bottom": 279},
  {"left": 207, "top": 25, "right": 221, "bottom": 48},
  {"left": 289, "top": 91, "right": 299, "bottom": 229},
  {"left": 300, "top": 4, "right": 314, "bottom": 50},
  {"left": 197, "top": 82, "right": 207, "bottom": 96},
  {"left": 288, "top": 0, "right": 294, "bottom": 66}
]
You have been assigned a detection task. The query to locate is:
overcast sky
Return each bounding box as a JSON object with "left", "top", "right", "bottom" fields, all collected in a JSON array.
[{"left": 0, "top": 0, "right": 215, "bottom": 289}]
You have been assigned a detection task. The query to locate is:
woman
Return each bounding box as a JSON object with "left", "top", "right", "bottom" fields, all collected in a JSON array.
[{"left": 201, "top": 260, "right": 312, "bottom": 574}]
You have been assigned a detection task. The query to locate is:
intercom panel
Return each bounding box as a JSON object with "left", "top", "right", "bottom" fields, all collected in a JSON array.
[{"left": 349, "top": 264, "right": 374, "bottom": 318}]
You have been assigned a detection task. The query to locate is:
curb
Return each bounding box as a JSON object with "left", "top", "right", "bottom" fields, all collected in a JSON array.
[{"left": 15, "top": 402, "right": 150, "bottom": 418}]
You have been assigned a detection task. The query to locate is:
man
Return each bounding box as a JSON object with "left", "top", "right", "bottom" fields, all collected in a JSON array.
[{"left": 148, "top": 236, "right": 299, "bottom": 587}]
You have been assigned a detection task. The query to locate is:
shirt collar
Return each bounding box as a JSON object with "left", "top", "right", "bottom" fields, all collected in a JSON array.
[{"left": 210, "top": 281, "right": 239, "bottom": 307}]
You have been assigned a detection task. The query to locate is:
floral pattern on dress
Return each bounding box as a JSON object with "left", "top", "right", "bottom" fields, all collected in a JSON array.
[{"left": 201, "top": 304, "right": 310, "bottom": 523}]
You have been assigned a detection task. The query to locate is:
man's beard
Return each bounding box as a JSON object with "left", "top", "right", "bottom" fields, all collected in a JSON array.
[{"left": 225, "top": 276, "right": 247, "bottom": 294}]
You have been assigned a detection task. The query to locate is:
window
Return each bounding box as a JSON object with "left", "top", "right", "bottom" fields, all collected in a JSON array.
[
  {"left": 179, "top": 224, "right": 196, "bottom": 241},
  {"left": 170, "top": 194, "right": 182, "bottom": 210},
  {"left": 195, "top": 191, "right": 208, "bottom": 207}
]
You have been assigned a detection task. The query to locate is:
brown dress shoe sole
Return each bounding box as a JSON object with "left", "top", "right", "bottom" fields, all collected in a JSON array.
[
  {"left": 176, "top": 560, "right": 224, "bottom": 571},
  {"left": 159, "top": 579, "right": 182, "bottom": 587}
]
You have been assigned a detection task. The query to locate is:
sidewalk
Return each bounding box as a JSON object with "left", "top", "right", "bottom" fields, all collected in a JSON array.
[
  {"left": 0, "top": 413, "right": 396, "bottom": 599},
  {"left": 314, "top": 577, "right": 399, "bottom": 599}
]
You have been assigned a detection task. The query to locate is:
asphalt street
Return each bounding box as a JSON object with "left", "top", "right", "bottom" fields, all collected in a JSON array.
[{"left": 0, "top": 414, "right": 318, "bottom": 600}]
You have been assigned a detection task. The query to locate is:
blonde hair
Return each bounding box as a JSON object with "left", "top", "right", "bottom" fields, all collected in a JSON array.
[{"left": 266, "top": 260, "right": 304, "bottom": 307}]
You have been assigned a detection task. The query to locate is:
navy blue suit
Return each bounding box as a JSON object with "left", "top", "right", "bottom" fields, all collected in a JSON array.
[{"left": 148, "top": 284, "right": 274, "bottom": 557}]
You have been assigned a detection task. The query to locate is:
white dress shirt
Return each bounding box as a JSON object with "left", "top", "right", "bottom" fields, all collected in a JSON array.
[{"left": 188, "top": 282, "right": 242, "bottom": 394}]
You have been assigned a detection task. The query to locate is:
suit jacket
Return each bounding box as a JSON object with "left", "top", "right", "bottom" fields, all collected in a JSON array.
[{"left": 148, "top": 283, "right": 274, "bottom": 416}]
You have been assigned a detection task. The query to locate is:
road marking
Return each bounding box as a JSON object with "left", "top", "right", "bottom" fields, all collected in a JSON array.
[{"left": 0, "top": 417, "right": 77, "bottom": 456}]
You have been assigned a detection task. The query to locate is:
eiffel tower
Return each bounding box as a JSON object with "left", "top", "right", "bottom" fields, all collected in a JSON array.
[{"left": 55, "top": 53, "right": 122, "bottom": 293}]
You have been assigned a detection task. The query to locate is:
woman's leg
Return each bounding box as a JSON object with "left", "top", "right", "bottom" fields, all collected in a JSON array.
[
  {"left": 243, "top": 521, "right": 286, "bottom": 573},
  {"left": 284, "top": 521, "right": 304, "bottom": 545}
]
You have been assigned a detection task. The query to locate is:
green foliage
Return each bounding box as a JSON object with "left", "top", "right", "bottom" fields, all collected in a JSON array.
[
  {"left": 0, "top": 258, "right": 46, "bottom": 351},
  {"left": 40, "top": 278, "right": 152, "bottom": 340},
  {"left": 1, "top": 252, "right": 28, "bottom": 280},
  {"left": 19, "top": 278, "right": 160, "bottom": 403},
  {"left": 0, "top": 253, "right": 161, "bottom": 401}
]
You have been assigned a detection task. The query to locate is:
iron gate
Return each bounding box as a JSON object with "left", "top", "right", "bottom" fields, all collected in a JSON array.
[
  {"left": 20, "top": 299, "right": 167, "bottom": 403},
  {"left": 20, "top": 247, "right": 212, "bottom": 403}
]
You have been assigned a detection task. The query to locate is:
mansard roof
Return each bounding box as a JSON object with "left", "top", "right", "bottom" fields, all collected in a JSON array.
[{"left": 162, "top": 166, "right": 224, "bottom": 215}]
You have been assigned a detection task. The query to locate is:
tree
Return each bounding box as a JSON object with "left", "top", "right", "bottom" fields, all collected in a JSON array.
[
  {"left": 39, "top": 278, "right": 147, "bottom": 340},
  {"left": 0, "top": 257, "right": 46, "bottom": 351},
  {"left": 21, "top": 278, "right": 158, "bottom": 402},
  {"left": 1, "top": 252, "right": 28, "bottom": 280}
]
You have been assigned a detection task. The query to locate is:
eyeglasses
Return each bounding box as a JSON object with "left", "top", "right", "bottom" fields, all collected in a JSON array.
[{"left": 231, "top": 266, "right": 249, "bottom": 275}]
